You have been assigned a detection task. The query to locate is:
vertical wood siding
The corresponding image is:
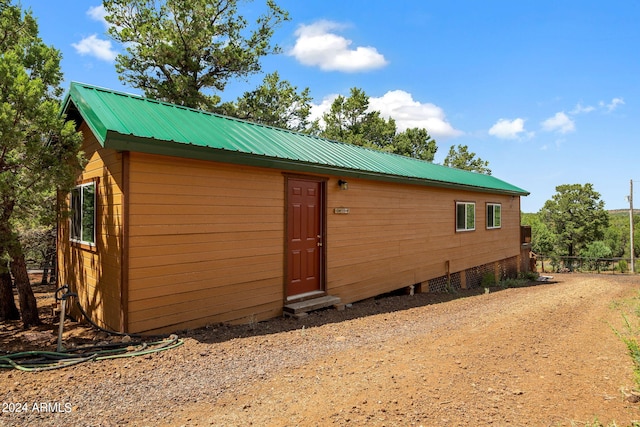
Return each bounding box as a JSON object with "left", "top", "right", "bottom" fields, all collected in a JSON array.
[
  {"left": 57, "top": 123, "right": 123, "bottom": 331},
  {"left": 326, "top": 177, "right": 521, "bottom": 303},
  {"left": 126, "top": 153, "right": 284, "bottom": 333}
]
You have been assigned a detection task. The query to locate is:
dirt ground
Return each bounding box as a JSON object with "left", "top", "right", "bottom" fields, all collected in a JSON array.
[{"left": 2, "top": 273, "right": 640, "bottom": 426}]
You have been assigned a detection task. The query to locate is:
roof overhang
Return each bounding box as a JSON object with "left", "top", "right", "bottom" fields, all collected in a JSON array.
[
  {"left": 105, "top": 131, "right": 529, "bottom": 196},
  {"left": 61, "top": 82, "right": 529, "bottom": 198}
]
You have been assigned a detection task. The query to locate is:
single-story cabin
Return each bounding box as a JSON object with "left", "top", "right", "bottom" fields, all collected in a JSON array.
[{"left": 58, "top": 82, "right": 529, "bottom": 334}]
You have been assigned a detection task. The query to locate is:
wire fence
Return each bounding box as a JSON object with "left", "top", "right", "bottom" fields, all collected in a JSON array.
[{"left": 535, "top": 255, "right": 635, "bottom": 274}]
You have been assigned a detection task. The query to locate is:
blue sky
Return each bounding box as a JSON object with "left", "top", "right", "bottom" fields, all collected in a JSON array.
[{"left": 20, "top": 1, "right": 640, "bottom": 212}]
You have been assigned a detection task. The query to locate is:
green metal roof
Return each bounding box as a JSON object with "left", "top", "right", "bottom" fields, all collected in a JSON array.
[{"left": 62, "top": 82, "right": 528, "bottom": 196}]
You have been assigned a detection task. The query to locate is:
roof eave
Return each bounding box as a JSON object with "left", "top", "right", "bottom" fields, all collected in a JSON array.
[
  {"left": 105, "top": 132, "right": 529, "bottom": 197},
  {"left": 65, "top": 83, "right": 109, "bottom": 145}
]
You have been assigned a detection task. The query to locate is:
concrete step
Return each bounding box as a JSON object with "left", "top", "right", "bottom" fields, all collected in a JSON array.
[{"left": 283, "top": 295, "right": 341, "bottom": 318}]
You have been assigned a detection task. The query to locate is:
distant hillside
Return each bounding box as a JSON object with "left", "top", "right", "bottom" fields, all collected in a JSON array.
[
  {"left": 522, "top": 209, "right": 635, "bottom": 216},
  {"left": 609, "top": 209, "right": 635, "bottom": 216}
]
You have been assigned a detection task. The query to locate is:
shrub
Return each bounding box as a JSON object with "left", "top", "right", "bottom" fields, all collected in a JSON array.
[
  {"left": 614, "top": 313, "right": 640, "bottom": 388},
  {"left": 519, "top": 271, "right": 539, "bottom": 282},
  {"left": 580, "top": 241, "right": 612, "bottom": 271},
  {"left": 499, "top": 277, "right": 529, "bottom": 289},
  {"left": 481, "top": 272, "right": 496, "bottom": 288},
  {"left": 618, "top": 259, "right": 628, "bottom": 273}
]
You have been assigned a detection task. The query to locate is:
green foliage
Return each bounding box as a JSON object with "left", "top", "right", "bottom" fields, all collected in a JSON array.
[
  {"left": 217, "top": 71, "right": 312, "bottom": 132},
  {"left": 607, "top": 210, "right": 640, "bottom": 259},
  {"left": 445, "top": 278, "right": 457, "bottom": 294},
  {"left": 481, "top": 272, "right": 496, "bottom": 287},
  {"left": 391, "top": 127, "right": 438, "bottom": 161},
  {"left": 520, "top": 271, "right": 539, "bottom": 282},
  {"left": 0, "top": 1, "right": 83, "bottom": 237},
  {"left": 521, "top": 212, "right": 555, "bottom": 255},
  {"left": 103, "top": 0, "right": 290, "bottom": 111},
  {"left": 486, "top": 272, "right": 534, "bottom": 290},
  {"left": 618, "top": 259, "right": 628, "bottom": 273},
  {"left": 320, "top": 88, "right": 396, "bottom": 149},
  {"left": 580, "top": 419, "right": 640, "bottom": 427},
  {"left": 580, "top": 240, "right": 612, "bottom": 259},
  {"left": 526, "top": 208, "right": 640, "bottom": 274},
  {"left": 539, "top": 183, "right": 609, "bottom": 257},
  {"left": 497, "top": 277, "right": 529, "bottom": 289},
  {"left": 443, "top": 144, "right": 491, "bottom": 175},
  {"left": 18, "top": 225, "right": 55, "bottom": 267},
  {"left": 605, "top": 293, "right": 640, "bottom": 415},
  {"left": 317, "top": 87, "right": 438, "bottom": 160},
  {"left": 614, "top": 312, "right": 640, "bottom": 389},
  {"left": 580, "top": 241, "right": 612, "bottom": 270},
  {"left": 603, "top": 220, "right": 625, "bottom": 257},
  {"left": 0, "top": 1, "right": 83, "bottom": 325}
]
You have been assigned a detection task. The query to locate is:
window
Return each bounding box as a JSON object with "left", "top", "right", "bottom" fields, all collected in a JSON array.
[
  {"left": 70, "top": 182, "right": 96, "bottom": 245},
  {"left": 487, "top": 203, "right": 502, "bottom": 229},
  {"left": 456, "top": 201, "right": 475, "bottom": 232}
]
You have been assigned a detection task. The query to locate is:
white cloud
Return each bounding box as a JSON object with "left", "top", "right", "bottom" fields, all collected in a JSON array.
[
  {"left": 570, "top": 98, "right": 624, "bottom": 115},
  {"left": 289, "top": 20, "right": 388, "bottom": 72},
  {"left": 368, "top": 90, "right": 462, "bottom": 138},
  {"left": 488, "top": 118, "right": 528, "bottom": 140},
  {"left": 570, "top": 102, "right": 595, "bottom": 115},
  {"left": 310, "top": 90, "right": 462, "bottom": 139},
  {"left": 309, "top": 94, "right": 338, "bottom": 124},
  {"left": 541, "top": 112, "right": 575, "bottom": 134},
  {"left": 601, "top": 97, "right": 625, "bottom": 112},
  {"left": 87, "top": 5, "right": 108, "bottom": 26},
  {"left": 72, "top": 34, "right": 118, "bottom": 62}
]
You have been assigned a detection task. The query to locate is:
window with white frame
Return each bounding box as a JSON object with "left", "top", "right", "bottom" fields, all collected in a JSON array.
[
  {"left": 456, "top": 201, "right": 475, "bottom": 232},
  {"left": 70, "top": 181, "right": 96, "bottom": 245},
  {"left": 487, "top": 203, "right": 502, "bottom": 229}
]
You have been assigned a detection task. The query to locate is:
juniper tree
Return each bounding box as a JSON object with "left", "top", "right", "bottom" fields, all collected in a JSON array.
[
  {"left": 103, "top": 0, "right": 289, "bottom": 111},
  {"left": 0, "top": 1, "right": 82, "bottom": 326}
]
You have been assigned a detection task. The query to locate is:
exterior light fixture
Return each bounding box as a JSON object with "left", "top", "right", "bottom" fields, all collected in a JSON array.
[{"left": 338, "top": 179, "right": 349, "bottom": 190}]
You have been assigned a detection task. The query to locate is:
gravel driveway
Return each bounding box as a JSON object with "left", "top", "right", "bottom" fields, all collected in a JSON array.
[{"left": 2, "top": 273, "right": 640, "bottom": 426}]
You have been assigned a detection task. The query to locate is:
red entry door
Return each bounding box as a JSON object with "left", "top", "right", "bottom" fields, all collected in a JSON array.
[{"left": 287, "top": 178, "right": 324, "bottom": 297}]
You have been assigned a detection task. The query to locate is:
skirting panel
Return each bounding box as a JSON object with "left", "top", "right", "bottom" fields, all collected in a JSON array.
[
  {"left": 427, "top": 256, "right": 519, "bottom": 293},
  {"left": 427, "top": 271, "right": 461, "bottom": 293}
]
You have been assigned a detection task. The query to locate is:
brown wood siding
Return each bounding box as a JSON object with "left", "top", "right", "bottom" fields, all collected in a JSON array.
[
  {"left": 326, "top": 178, "right": 521, "bottom": 303},
  {"left": 61, "top": 127, "right": 523, "bottom": 333},
  {"left": 125, "top": 153, "right": 522, "bottom": 332},
  {"left": 57, "top": 122, "right": 123, "bottom": 331},
  {"left": 126, "top": 153, "right": 284, "bottom": 333}
]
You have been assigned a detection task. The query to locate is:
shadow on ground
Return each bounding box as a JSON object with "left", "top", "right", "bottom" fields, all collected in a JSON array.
[
  {"left": 182, "top": 279, "right": 560, "bottom": 345},
  {"left": 0, "top": 277, "right": 567, "bottom": 352}
]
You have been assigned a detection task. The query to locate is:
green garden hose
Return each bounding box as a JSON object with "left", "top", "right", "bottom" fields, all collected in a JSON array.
[
  {"left": 0, "top": 284, "right": 184, "bottom": 372},
  {"left": 0, "top": 335, "right": 183, "bottom": 372}
]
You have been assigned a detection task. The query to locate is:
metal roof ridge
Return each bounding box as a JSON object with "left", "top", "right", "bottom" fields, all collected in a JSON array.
[
  {"left": 68, "top": 82, "right": 306, "bottom": 135},
  {"left": 65, "top": 82, "right": 529, "bottom": 196},
  {"left": 68, "top": 82, "right": 419, "bottom": 158}
]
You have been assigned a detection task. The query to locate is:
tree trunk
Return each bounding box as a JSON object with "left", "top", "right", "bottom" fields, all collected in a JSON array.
[
  {"left": 0, "top": 197, "right": 21, "bottom": 321},
  {"left": 49, "top": 251, "right": 57, "bottom": 284},
  {"left": 40, "top": 263, "right": 49, "bottom": 285},
  {"left": 41, "top": 227, "right": 57, "bottom": 285},
  {"left": 10, "top": 253, "right": 40, "bottom": 327},
  {"left": 0, "top": 261, "right": 19, "bottom": 321}
]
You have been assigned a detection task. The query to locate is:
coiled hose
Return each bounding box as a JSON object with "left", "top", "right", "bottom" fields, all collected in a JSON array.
[{"left": 0, "top": 285, "right": 184, "bottom": 372}]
